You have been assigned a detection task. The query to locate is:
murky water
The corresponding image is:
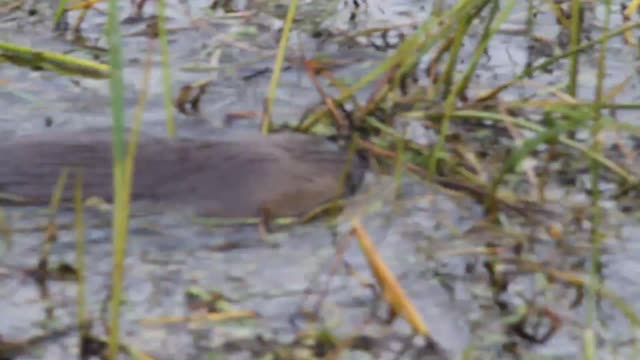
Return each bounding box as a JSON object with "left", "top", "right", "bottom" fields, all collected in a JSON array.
[{"left": 1, "top": 0, "right": 640, "bottom": 359}]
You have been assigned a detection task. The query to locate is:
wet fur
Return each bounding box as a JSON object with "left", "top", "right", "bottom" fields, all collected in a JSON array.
[{"left": 0, "top": 131, "right": 365, "bottom": 217}]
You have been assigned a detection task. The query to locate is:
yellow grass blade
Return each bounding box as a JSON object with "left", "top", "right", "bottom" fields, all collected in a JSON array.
[{"left": 351, "top": 219, "right": 429, "bottom": 336}]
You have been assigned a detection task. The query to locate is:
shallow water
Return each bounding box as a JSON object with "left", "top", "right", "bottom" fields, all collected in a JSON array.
[{"left": 1, "top": 0, "right": 640, "bottom": 359}]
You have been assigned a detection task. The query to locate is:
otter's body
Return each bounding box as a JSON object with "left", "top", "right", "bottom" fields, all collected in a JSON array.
[{"left": 0, "top": 131, "right": 364, "bottom": 217}]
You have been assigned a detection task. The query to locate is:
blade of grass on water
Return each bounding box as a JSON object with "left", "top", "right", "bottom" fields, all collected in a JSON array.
[
  {"left": 262, "top": 0, "right": 298, "bottom": 133},
  {"left": 105, "top": 0, "right": 129, "bottom": 357},
  {"left": 584, "top": 1, "right": 612, "bottom": 358},
  {"left": 156, "top": 0, "right": 175, "bottom": 138},
  {"left": 351, "top": 219, "right": 430, "bottom": 336},
  {"left": 430, "top": 0, "right": 514, "bottom": 174},
  {"left": 73, "top": 170, "right": 88, "bottom": 340},
  {"left": 0, "top": 41, "right": 109, "bottom": 78},
  {"left": 39, "top": 168, "right": 69, "bottom": 261},
  {"left": 105, "top": 15, "right": 154, "bottom": 360},
  {"left": 567, "top": 0, "right": 582, "bottom": 98},
  {"left": 52, "top": 0, "right": 68, "bottom": 27}
]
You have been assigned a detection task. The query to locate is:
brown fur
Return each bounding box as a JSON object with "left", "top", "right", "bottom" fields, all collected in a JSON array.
[{"left": 0, "top": 131, "right": 365, "bottom": 217}]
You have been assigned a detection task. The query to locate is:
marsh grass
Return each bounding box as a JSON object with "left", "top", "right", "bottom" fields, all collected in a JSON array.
[
  {"left": 156, "top": 0, "right": 175, "bottom": 137},
  {"left": 262, "top": 0, "right": 298, "bottom": 133},
  {"left": 567, "top": 0, "right": 582, "bottom": 99},
  {"left": 297, "top": 1, "right": 487, "bottom": 132},
  {"left": 105, "top": 0, "right": 129, "bottom": 357},
  {"left": 0, "top": 41, "right": 109, "bottom": 78},
  {"left": 585, "top": 0, "right": 612, "bottom": 358},
  {"left": 72, "top": 170, "right": 88, "bottom": 347},
  {"left": 431, "top": 0, "right": 512, "bottom": 175},
  {"left": 103, "top": 4, "right": 157, "bottom": 358},
  {"left": 2, "top": 0, "right": 640, "bottom": 358},
  {"left": 292, "top": 0, "right": 640, "bottom": 356},
  {"left": 40, "top": 168, "right": 69, "bottom": 262},
  {"left": 94, "top": 0, "right": 640, "bottom": 355},
  {"left": 52, "top": 0, "right": 68, "bottom": 27}
]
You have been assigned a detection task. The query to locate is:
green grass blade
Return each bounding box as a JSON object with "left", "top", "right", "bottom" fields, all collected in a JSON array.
[
  {"left": 263, "top": 0, "right": 298, "bottom": 133},
  {"left": 73, "top": 170, "right": 88, "bottom": 340},
  {"left": 0, "top": 41, "right": 109, "bottom": 78},
  {"left": 156, "top": 0, "right": 176, "bottom": 138},
  {"left": 105, "top": 0, "right": 129, "bottom": 357},
  {"left": 430, "top": 0, "right": 515, "bottom": 174}
]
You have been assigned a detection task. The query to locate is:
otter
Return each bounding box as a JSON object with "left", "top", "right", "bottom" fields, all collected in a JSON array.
[{"left": 0, "top": 130, "right": 366, "bottom": 218}]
